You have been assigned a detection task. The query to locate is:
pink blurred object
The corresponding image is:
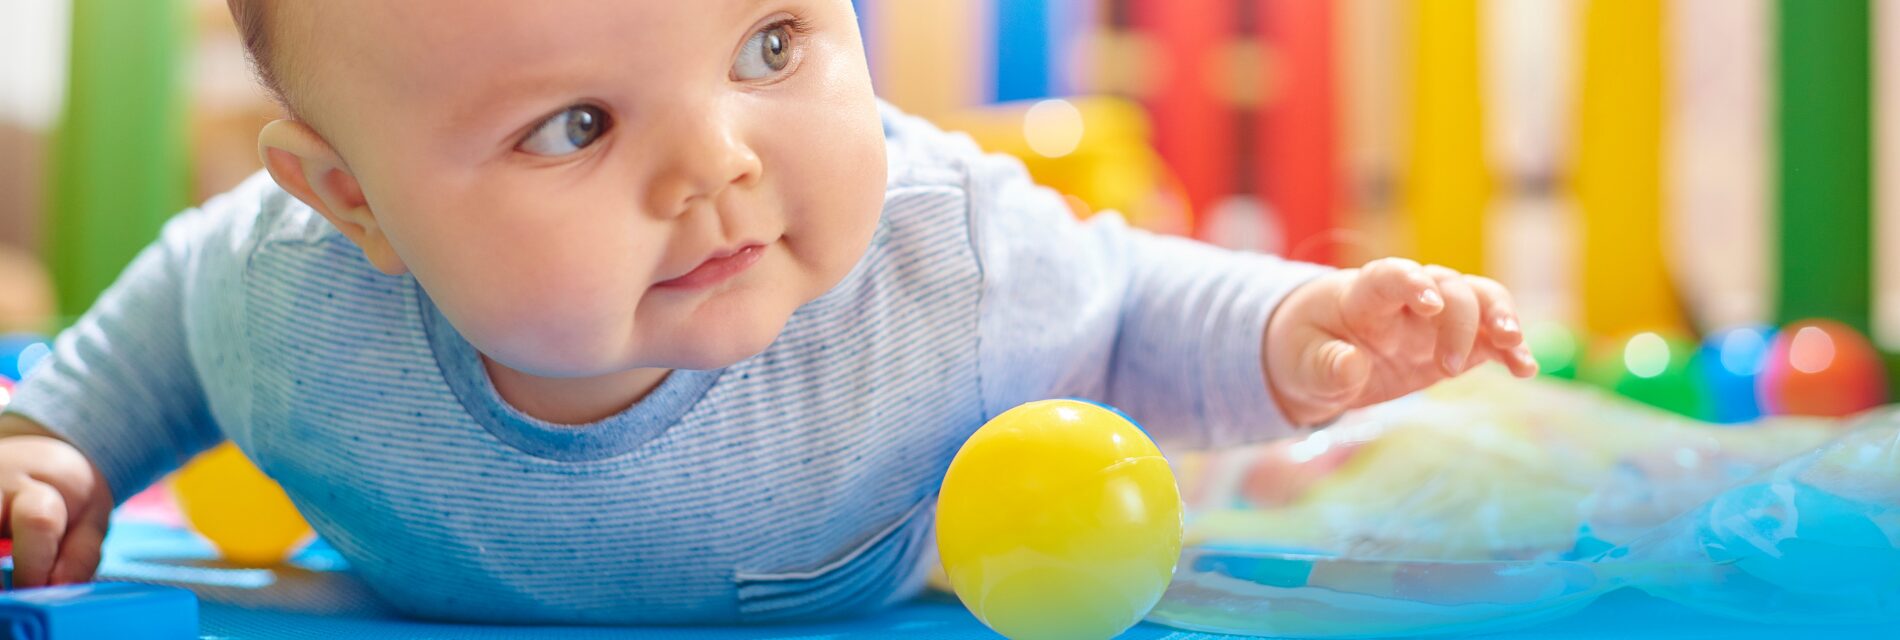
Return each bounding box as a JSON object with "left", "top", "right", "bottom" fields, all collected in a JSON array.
[
  {"left": 117, "top": 483, "right": 185, "bottom": 527},
  {"left": 1757, "top": 319, "right": 1890, "bottom": 418},
  {"left": 1239, "top": 434, "right": 1366, "bottom": 507}
]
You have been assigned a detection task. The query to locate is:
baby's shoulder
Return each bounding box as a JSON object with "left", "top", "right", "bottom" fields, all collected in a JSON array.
[
  {"left": 173, "top": 170, "right": 340, "bottom": 268},
  {"left": 879, "top": 102, "right": 988, "bottom": 192},
  {"left": 175, "top": 171, "right": 403, "bottom": 328}
]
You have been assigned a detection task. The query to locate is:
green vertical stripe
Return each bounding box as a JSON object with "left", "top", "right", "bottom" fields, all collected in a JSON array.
[
  {"left": 47, "top": 0, "right": 192, "bottom": 316},
  {"left": 1777, "top": 0, "right": 1873, "bottom": 332}
]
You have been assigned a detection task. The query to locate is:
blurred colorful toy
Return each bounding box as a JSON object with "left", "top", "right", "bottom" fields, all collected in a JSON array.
[
  {"left": 1757, "top": 319, "right": 1889, "bottom": 418},
  {"left": 0, "top": 334, "right": 51, "bottom": 382},
  {"left": 170, "top": 442, "right": 312, "bottom": 566},
  {"left": 0, "top": 581, "right": 198, "bottom": 640},
  {"left": 931, "top": 97, "right": 1192, "bottom": 235},
  {"left": 936, "top": 399, "right": 1183, "bottom": 640},
  {"left": 0, "top": 375, "right": 13, "bottom": 411},
  {"left": 1586, "top": 332, "right": 1710, "bottom": 419},
  {"left": 1698, "top": 326, "right": 1774, "bottom": 424}
]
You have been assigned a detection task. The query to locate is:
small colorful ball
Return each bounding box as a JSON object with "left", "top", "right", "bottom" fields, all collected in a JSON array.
[
  {"left": 172, "top": 442, "right": 313, "bottom": 565},
  {"left": 937, "top": 400, "right": 1183, "bottom": 640},
  {"left": 1591, "top": 332, "right": 1711, "bottom": 419},
  {"left": 1757, "top": 319, "right": 1889, "bottom": 418},
  {"left": 1698, "top": 326, "right": 1774, "bottom": 424}
]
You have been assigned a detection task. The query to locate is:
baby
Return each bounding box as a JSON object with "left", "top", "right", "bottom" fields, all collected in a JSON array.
[{"left": 0, "top": 0, "right": 1536, "bottom": 624}]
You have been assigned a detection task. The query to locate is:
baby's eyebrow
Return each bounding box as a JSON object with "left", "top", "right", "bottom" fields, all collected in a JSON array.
[{"left": 444, "top": 70, "right": 583, "bottom": 136}]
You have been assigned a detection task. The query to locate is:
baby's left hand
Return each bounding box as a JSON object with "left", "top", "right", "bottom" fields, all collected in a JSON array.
[{"left": 1265, "top": 258, "right": 1538, "bottom": 426}]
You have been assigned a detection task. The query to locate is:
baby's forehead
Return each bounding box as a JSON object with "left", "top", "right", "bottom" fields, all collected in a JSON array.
[{"left": 285, "top": 0, "right": 852, "bottom": 140}]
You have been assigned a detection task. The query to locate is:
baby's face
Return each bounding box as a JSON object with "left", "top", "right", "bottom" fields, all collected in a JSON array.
[{"left": 295, "top": 0, "right": 885, "bottom": 376}]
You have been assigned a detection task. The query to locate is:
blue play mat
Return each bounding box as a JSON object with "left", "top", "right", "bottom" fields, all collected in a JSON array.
[
  {"left": 62, "top": 382, "right": 1900, "bottom": 638},
  {"left": 81, "top": 517, "right": 1890, "bottom": 638}
]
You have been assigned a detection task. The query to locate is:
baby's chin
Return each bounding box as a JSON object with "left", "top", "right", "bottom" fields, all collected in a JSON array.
[
  {"left": 494, "top": 312, "right": 790, "bottom": 376},
  {"left": 643, "top": 305, "right": 792, "bottom": 371}
]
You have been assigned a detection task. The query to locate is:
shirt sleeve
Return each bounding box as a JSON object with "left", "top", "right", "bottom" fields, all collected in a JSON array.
[
  {"left": 957, "top": 134, "right": 1333, "bottom": 451},
  {"left": 5, "top": 203, "right": 227, "bottom": 504}
]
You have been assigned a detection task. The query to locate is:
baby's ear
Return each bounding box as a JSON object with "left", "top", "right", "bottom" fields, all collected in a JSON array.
[{"left": 257, "top": 120, "right": 408, "bottom": 275}]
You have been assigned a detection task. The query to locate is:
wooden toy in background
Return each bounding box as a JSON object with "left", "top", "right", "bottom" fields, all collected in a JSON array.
[
  {"left": 1132, "top": 0, "right": 1238, "bottom": 235},
  {"left": 0, "top": 249, "right": 55, "bottom": 335},
  {"left": 187, "top": 0, "right": 280, "bottom": 202},
  {"left": 0, "top": 125, "right": 56, "bottom": 333},
  {"left": 1483, "top": 0, "right": 1575, "bottom": 325},
  {"left": 1253, "top": 0, "right": 1338, "bottom": 265},
  {"left": 1668, "top": 0, "right": 1771, "bottom": 332},
  {"left": 1776, "top": 0, "right": 1873, "bottom": 334},
  {"left": 171, "top": 442, "right": 312, "bottom": 566},
  {"left": 1880, "top": 0, "right": 1900, "bottom": 354},
  {"left": 1402, "top": 0, "right": 1490, "bottom": 277},
  {"left": 992, "top": 0, "right": 1096, "bottom": 102},
  {"left": 993, "top": 0, "right": 1053, "bottom": 103},
  {"left": 0, "top": 124, "right": 44, "bottom": 257},
  {"left": 48, "top": 0, "right": 192, "bottom": 317},
  {"left": 1574, "top": 0, "right": 1687, "bottom": 338},
  {"left": 1758, "top": 320, "right": 1890, "bottom": 418},
  {"left": 933, "top": 97, "right": 1190, "bottom": 234},
  {"left": 1335, "top": 0, "right": 1408, "bottom": 267},
  {"left": 862, "top": 0, "right": 991, "bottom": 117}
]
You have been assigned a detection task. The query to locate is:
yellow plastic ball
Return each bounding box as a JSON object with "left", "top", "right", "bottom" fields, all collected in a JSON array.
[
  {"left": 172, "top": 442, "right": 312, "bottom": 565},
  {"left": 937, "top": 400, "right": 1184, "bottom": 640}
]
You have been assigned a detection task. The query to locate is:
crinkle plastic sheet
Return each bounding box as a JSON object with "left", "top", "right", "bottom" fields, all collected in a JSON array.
[{"left": 1154, "top": 371, "right": 1900, "bottom": 637}]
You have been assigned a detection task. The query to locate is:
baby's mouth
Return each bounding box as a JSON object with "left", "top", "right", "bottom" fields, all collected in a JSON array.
[{"left": 654, "top": 244, "right": 767, "bottom": 290}]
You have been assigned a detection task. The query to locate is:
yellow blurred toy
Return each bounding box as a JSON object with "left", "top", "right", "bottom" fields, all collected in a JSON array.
[
  {"left": 936, "top": 399, "right": 1183, "bottom": 640},
  {"left": 932, "top": 97, "right": 1192, "bottom": 236},
  {"left": 171, "top": 442, "right": 312, "bottom": 565}
]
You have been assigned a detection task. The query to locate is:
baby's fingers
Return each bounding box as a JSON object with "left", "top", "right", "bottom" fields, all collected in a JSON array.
[
  {"left": 50, "top": 516, "right": 106, "bottom": 586},
  {"left": 1465, "top": 276, "right": 1525, "bottom": 351},
  {"left": 1487, "top": 343, "right": 1539, "bottom": 378},
  {"left": 6, "top": 480, "right": 69, "bottom": 589},
  {"left": 1344, "top": 257, "right": 1443, "bottom": 319},
  {"left": 1424, "top": 266, "right": 1480, "bottom": 375}
]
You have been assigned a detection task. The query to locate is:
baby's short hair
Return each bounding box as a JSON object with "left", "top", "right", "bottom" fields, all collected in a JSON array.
[{"left": 227, "top": 0, "right": 295, "bottom": 115}]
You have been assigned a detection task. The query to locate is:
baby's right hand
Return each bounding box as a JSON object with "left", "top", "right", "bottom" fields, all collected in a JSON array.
[{"left": 0, "top": 416, "right": 113, "bottom": 588}]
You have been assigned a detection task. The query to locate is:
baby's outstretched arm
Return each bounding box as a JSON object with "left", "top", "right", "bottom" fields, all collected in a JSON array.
[
  {"left": 1, "top": 197, "right": 234, "bottom": 586},
  {"left": 1265, "top": 258, "right": 1539, "bottom": 426}
]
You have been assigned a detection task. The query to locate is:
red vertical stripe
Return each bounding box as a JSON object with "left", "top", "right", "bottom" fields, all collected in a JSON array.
[
  {"left": 1136, "top": 0, "right": 1237, "bottom": 226},
  {"left": 1257, "top": 0, "right": 1337, "bottom": 264}
]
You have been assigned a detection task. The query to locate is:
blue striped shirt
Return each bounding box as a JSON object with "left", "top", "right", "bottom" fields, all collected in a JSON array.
[{"left": 9, "top": 104, "right": 1327, "bottom": 624}]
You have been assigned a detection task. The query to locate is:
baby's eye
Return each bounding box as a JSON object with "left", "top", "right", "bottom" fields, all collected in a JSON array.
[
  {"left": 733, "top": 22, "right": 797, "bottom": 81},
  {"left": 517, "top": 105, "right": 611, "bottom": 157}
]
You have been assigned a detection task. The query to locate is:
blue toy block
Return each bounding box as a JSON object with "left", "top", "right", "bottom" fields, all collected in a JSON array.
[{"left": 0, "top": 582, "right": 197, "bottom": 640}]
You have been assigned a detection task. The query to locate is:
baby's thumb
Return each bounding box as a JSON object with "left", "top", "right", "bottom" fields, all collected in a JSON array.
[{"left": 1311, "top": 339, "right": 1372, "bottom": 400}]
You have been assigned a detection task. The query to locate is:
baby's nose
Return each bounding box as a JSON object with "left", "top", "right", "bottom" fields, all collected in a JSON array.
[{"left": 647, "top": 115, "right": 763, "bottom": 219}]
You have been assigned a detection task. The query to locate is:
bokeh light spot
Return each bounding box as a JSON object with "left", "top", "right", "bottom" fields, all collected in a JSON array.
[
  {"left": 1625, "top": 333, "right": 1669, "bottom": 379},
  {"left": 1718, "top": 328, "right": 1769, "bottom": 376},
  {"left": 1788, "top": 326, "right": 1836, "bottom": 374},
  {"left": 1024, "top": 99, "right": 1084, "bottom": 158},
  {"left": 15, "top": 342, "right": 50, "bottom": 379}
]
